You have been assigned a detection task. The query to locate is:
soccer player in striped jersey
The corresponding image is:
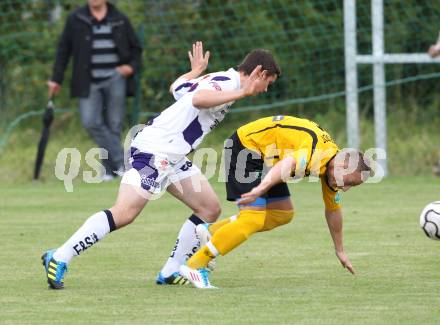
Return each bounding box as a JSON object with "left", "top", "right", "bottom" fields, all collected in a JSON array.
[
  {"left": 41, "top": 42, "right": 281, "bottom": 289},
  {"left": 179, "top": 116, "right": 372, "bottom": 289}
]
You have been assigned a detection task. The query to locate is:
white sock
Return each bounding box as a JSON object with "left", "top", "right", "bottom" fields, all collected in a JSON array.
[
  {"left": 160, "top": 215, "right": 204, "bottom": 277},
  {"left": 53, "top": 210, "right": 116, "bottom": 264}
]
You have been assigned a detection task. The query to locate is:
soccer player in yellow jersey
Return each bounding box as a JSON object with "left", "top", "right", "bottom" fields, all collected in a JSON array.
[{"left": 180, "top": 115, "right": 372, "bottom": 288}]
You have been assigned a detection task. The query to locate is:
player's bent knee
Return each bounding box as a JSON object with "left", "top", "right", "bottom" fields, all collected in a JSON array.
[
  {"left": 195, "top": 202, "right": 221, "bottom": 222},
  {"left": 209, "top": 203, "right": 222, "bottom": 220},
  {"left": 109, "top": 206, "right": 141, "bottom": 228},
  {"left": 261, "top": 209, "right": 294, "bottom": 232}
]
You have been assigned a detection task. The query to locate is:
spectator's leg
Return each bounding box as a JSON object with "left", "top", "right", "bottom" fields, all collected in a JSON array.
[
  {"left": 434, "top": 159, "right": 440, "bottom": 176},
  {"left": 102, "top": 73, "right": 126, "bottom": 172},
  {"left": 79, "top": 83, "right": 114, "bottom": 175}
]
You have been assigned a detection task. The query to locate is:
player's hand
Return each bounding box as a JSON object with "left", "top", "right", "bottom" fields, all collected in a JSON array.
[
  {"left": 47, "top": 80, "right": 61, "bottom": 99},
  {"left": 428, "top": 44, "right": 440, "bottom": 58},
  {"left": 237, "top": 186, "right": 265, "bottom": 205},
  {"left": 116, "top": 64, "right": 134, "bottom": 77},
  {"left": 241, "top": 65, "right": 268, "bottom": 97},
  {"left": 335, "top": 251, "right": 356, "bottom": 275},
  {"left": 189, "top": 41, "right": 210, "bottom": 74}
]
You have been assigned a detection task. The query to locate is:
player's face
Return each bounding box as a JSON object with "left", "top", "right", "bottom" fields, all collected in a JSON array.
[
  {"left": 257, "top": 74, "right": 277, "bottom": 93},
  {"left": 327, "top": 168, "right": 364, "bottom": 192}
]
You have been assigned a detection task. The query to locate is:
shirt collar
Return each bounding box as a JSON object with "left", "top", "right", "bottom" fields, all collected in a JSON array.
[{"left": 227, "top": 67, "right": 240, "bottom": 89}]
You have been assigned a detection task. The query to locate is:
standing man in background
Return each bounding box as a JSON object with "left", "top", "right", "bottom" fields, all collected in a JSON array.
[
  {"left": 428, "top": 32, "right": 440, "bottom": 176},
  {"left": 47, "top": 0, "right": 142, "bottom": 180}
]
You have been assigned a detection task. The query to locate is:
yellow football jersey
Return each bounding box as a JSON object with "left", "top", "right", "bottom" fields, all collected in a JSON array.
[{"left": 237, "top": 115, "right": 342, "bottom": 210}]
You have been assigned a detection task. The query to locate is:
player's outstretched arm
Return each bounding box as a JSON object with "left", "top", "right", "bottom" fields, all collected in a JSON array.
[
  {"left": 428, "top": 32, "right": 440, "bottom": 58},
  {"left": 192, "top": 65, "right": 266, "bottom": 109},
  {"left": 169, "top": 41, "right": 210, "bottom": 93},
  {"left": 428, "top": 43, "right": 440, "bottom": 58},
  {"left": 325, "top": 208, "right": 356, "bottom": 275},
  {"left": 238, "top": 157, "right": 296, "bottom": 205}
]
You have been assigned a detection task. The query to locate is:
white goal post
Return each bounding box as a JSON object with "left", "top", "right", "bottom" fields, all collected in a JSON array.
[{"left": 344, "top": 0, "right": 440, "bottom": 176}]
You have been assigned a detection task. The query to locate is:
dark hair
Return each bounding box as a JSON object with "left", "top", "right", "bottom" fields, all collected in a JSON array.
[
  {"left": 356, "top": 152, "right": 372, "bottom": 175},
  {"left": 237, "top": 49, "right": 281, "bottom": 77}
]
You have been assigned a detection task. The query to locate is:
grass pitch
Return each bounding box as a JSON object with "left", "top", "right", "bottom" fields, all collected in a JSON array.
[{"left": 0, "top": 177, "right": 439, "bottom": 324}]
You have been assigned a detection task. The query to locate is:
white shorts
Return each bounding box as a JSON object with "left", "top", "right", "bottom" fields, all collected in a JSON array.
[{"left": 121, "top": 148, "right": 200, "bottom": 194}]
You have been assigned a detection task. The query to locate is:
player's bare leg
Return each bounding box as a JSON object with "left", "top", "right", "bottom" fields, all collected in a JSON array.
[
  {"left": 157, "top": 172, "right": 221, "bottom": 284},
  {"left": 109, "top": 183, "right": 152, "bottom": 228},
  {"left": 42, "top": 181, "right": 150, "bottom": 289}
]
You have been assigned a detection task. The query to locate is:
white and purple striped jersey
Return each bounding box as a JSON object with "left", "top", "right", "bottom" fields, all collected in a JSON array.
[{"left": 131, "top": 68, "right": 240, "bottom": 161}]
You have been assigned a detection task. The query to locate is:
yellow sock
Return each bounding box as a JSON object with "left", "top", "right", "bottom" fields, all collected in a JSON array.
[
  {"left": 187, "top": 210, "right": 267, "bottom": 268},
  {"left": 187, "top": 246, "right": 216, "bottom": 269},
  {"left": 211, "top": 209, "right": 266, "bottom": 256},
  {"left": 260, "top": 209, "right": 294, "bottom": 232},
  {"left": 208, "top": 215, "right": 236, "bottom": 234}
]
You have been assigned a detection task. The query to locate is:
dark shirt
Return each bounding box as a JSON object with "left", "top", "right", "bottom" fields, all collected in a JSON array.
[{"left": 89, "top": 11, "right": 120, "bottom": 83}]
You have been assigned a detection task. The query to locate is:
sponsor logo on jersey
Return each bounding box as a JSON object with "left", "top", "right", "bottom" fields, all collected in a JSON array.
[
  {"left": 321, "top": 133, "right": 334, "bottom": 143},
  {"left": 209, "top": 81, "right": 222, "bottom": 91},
  {"left": 273, "top": 115, "right": 284, "bottom": 121},
  {"left": 158, "top": 159, "right": 169, "bottom": 171}
]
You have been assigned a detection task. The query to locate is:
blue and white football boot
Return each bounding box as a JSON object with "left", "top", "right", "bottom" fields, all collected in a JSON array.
[
  {"left": 41, "top": 249, "right": 67, "bottom": 289},
  {"left": 179, "top": 265, "right": 217, "bottom": 289},
  {"left": 156, "top": 271, "right": 188, "bottom": 285}
]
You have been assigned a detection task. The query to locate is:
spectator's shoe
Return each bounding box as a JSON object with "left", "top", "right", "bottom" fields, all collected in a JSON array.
[
  {"left": 179, "top": 265, "right": 217, "bottom": 289},
  {"left": 434, "top": 162, "right": 440, "bottom": 176},
  {"left": 114, "top": 165, "right": 125, "bottom": 177},
  {"left": 156, "top": 271, "right": 188, "bottom": 285},
  {"left": 195, "top": 224, "right": 216, "bottom": 271},
  {"left": 41, "top": 249, "right": 67, "bottom": 289},
  {"left": 102, "top": 173, "right": 115, "bottom": 182}
]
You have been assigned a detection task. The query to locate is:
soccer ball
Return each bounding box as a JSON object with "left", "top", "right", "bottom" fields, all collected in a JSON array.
[{"left": 420, "top": 202, "right": 440, "bottom": 240}]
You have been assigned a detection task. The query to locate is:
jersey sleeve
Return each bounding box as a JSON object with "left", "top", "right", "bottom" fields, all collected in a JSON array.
[
  {"left": 321, "top": 176, "right": 342, "bottom": 211},
  {"left": 172, "top": 75, "right": 237, "bottom": 100},
  {"left": 190, "top": 74, "right": 238, "bottom": 94},
  {"left": 172, "top": 72, "right": 238, "bottom": 103},
  {"left": 171, "top": 77, "right": 193, "bottom": 100}
]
